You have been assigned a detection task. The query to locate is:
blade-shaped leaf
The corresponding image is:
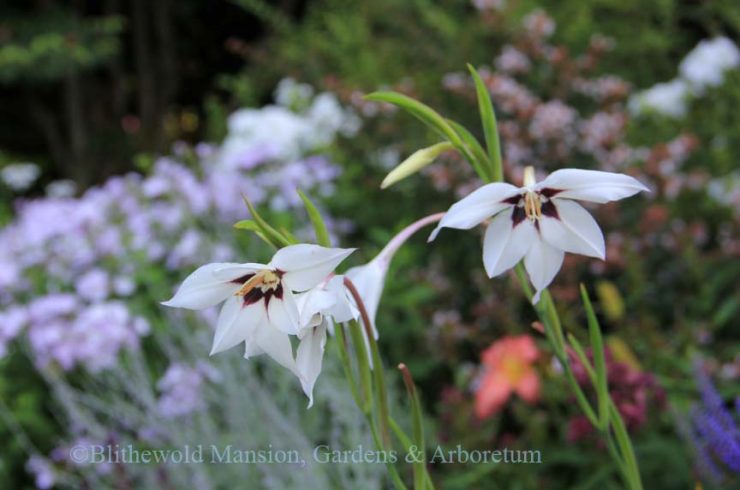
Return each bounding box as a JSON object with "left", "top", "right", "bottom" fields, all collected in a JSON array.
[
  {"left": 467, "top": 64, "right": 503, "bottom": 182},
  {"left": 447, "top": 119, "right": 492, "bottom": 182},
  {"left": 297, "top": 190, "right": 331, "bottom": 247},
  {"left": 365, "top": 91, "right": 462, "bottom": 146},
  {"left": 581, "top": 284, "right": 610, "bottom": 430},
  {"left": 233, "top": 219, "right": 277, "bottom": 249},
  {"left": 241, "top": 195, "right": 292, "bottom": 248}
]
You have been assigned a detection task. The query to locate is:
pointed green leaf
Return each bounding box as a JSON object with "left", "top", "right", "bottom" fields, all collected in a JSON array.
[
  {"left": 297, "top": 190, "right": 331, "bottom": 246},
  {"left": 581, "top": 284, "right": 610, "bottom": 430},
  {"left": 241, "top": 195, "right": 291, "bottom": 248},
  {"left": 233, "top": 219, "right": 276, "bottom": 248},
  {"left": 467, "top": 64, "right": 503, "bottom": 182},
  {"left": 447, "top": 120, "right": 492, "bottom": 182},
  {"left": 233, "top": 219, "right": 260, "bottom": 231},
  {"left": 278, "top": 226, "right": 299, "bottom": 245},
  {"left": 365, "top": 91, "right": 462, "bottom": 146},
  {"left": 366, "top": 91, "right": 489, "bottom": 183}
]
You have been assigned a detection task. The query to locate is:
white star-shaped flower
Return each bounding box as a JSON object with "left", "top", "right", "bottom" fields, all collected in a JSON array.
[
  {"left": 162, "top": 244, "right": 354, "bottom": 372},
  {"left": 429, "top": 167, "right": 648, "bottom": 302}
]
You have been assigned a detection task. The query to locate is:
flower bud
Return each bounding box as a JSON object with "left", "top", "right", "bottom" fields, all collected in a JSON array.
[{"left": 380, "top": 142, "right": 454, "bottom": 189}]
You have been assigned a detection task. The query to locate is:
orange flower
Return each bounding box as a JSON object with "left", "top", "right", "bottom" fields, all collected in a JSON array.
[{"left": 475, "top": 335, "right": 540, "bottom": 419}]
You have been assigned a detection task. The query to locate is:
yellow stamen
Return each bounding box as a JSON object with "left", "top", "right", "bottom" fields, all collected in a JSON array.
[
  {"left": 234, "top": 274, "right": 264, "bottom": 297},
  {"left": 524, "top": 191, "right": 542, "bottom": 221},
  {"left": 234, "top": 270, "right": 280, "bottom": 296}
]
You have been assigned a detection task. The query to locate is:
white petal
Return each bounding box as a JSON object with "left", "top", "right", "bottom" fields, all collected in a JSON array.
[
  {"left": 296, "top": 322, "right": 327, "bottom": 408},
  {"left": 210, "top": 297, "right": 260, "bottom": 355},
  {"left": 345, "top": 261, "right": 386, "bottom": 339},
  {"left": 272, "top": 244, "right": 355, "bottom": 291},
  {"left": 162, "top": 262, "right": 242, "bottom": 310},
  {"left": 211, "top": 263, "right": 268, "bottom": 281},
  {"left": 537, "top": 169, "right": 649, "bottom": 203},
  {"left": 524, "top": 236, "right": 565, "bottom": 304},
  {"left": 539, "top": 200, "right": 605, "bottom": 259},
  {"left": 251, "top": 324, "right": 296, "bottom": 374},
  {"left": 267, "top": 289, "right": 301, "bottom": 334},
  {"left": 243, "top": 339, "right": 264, "bottom": 358},
  {"left": 325, "top": 275, "right": 358, "bottom": 324},
  {"left": 428, "top": 183, "right": 520, "bottom": 241},
  {"left": 482, "top": 209, "right": 535, "bottom": 277},
  {"left": 295, "top": 288, "right": 335, "bottom": 327}
]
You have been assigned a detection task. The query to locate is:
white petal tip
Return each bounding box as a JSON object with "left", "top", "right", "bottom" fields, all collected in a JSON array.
[
  {"left": 531, "top": 291, "right": 542, "bottom": 305},
  {"left": 428, "top": 228, "right": 440, "bottom": 242}
]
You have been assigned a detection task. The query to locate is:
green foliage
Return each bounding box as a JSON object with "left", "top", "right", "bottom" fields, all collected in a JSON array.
[{"left": 0, "top": 9, "right": 123, "bottom": 84}]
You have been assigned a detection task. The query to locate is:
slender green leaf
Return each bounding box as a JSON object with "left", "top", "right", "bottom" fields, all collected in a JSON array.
[
  {"left": 567, "top": 333, "right": 596, "bottom": 382},
  {"left": 366, "top": 91, "right": 486, "bottom": 182},
  {"left": 233, "top": 220, "right": 277, "bottom": 249},
  {"left": 399, "top": 364, "right": 427, "bottom": 490},
  {"left": 447, "top": 120, "right": 491, "bottom": 182},
  {"left": 278, "top": 226, "right": 299, "bottom": 244},
  {"left": 365, "top": 91, "right": 462, "bottom": 146},
  {"left": 467, "top": 64, "right": 502, "bottom": 181},
  {"left": 241, "top": 195, "right": 291, "bottom": 248},
  {"left": 581, "top": 284, "right": 610, "bottom": 430},
  {"left": 297, "top": 190, "right": 331, "bottom": 246}
]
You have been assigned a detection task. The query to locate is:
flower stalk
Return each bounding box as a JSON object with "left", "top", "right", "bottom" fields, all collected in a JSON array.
[{"left": 372, "top": 73, "right": 646, "bottom": 488}]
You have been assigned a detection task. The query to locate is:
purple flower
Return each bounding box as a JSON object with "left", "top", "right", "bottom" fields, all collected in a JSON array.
[
  {"left": 26, "top": 455, "right": 55, "bottom": 489},
  {"left": 681, "top": 359, "right": 740, "bottom": 483},
  {"left": 0, "top": 306, "right": 28, "bottom": 357},
  {"left": 156, "top": 362, "right": 219, "bottom": 418},
  {"left": 75, "top": 269, "right": 110, "bottom": 302}
]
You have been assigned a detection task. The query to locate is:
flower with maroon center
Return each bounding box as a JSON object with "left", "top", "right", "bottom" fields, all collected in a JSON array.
[
  {"left": 429, "top": 166, "right": 649, "bottom": 303},
  {"left": 162, "top": 244, "right": 354, "bottom": 373},
  {"left": 475, "top": 335, "right": 540, "bottom": 419}
]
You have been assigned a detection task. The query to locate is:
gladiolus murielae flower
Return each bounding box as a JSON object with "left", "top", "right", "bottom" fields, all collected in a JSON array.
[
  {"left": 429, "top": 167, "right": 649, "bottom": 303},
  {"left": 294, "top": 275, "right": 358, "bottom": 407},
  {"left": 162, "top": 244, "right": 354, "bottom": 380},
  {"left": 475, "top": 335, "right": 540, "bottom": 419}
]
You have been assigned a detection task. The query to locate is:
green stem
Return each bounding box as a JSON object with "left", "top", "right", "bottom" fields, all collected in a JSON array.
[
  {"left": 337, "top": 322, "right": 408, "bottom": 490},
  {"left": 345, "top": 278, "right": 391, "bottom": 446},
  {"left": 399, "top": 363, "right": 428, "bottom": 490},
  {"left": 512, "top": 264, "right": 643, "bottom": 489}
]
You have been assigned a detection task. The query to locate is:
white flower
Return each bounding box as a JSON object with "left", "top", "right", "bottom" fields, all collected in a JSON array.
[
  {"left": 1, "top": 163, "right": 41, "bottom": 191},
  {"left": 628, "top": 79, "right": 689, "bottom": 118},
  {"left": 162, "top": 244, "right": 354, "bottom": 373},
  {"left": 294, "top": 275, "right": 357, "bottom": 407},
  {"left": 45, "top": 179, "right": 77, "bottom": 198},
  {"left": 429, "top": 167, "right": 648, "bottom": 303},
  {"left": 679, "top": 36, "right": 740, "bottom": 93}
]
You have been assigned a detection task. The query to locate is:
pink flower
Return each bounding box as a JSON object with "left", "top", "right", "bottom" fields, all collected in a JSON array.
[{"left": 475, "top": 335, "right": 540, "bottom": 418}]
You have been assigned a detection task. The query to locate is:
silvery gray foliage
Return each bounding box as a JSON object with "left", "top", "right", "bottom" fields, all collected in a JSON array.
[{"left": 30, "top": 312, "right": 387, "bottom": 489}]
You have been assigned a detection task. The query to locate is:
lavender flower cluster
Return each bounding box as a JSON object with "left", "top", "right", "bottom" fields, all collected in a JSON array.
[
  {"left": 0, "top": 80, "right": 358, "bottom": 373},
  {"left": 442, "top": 10, "right": 641, "bottom": 176},
  {"left": 156, "top": 362, "right": 222, "bottom": 418},
  {"left": 679, "top": 359, "right": 740, "bottom": 484}
]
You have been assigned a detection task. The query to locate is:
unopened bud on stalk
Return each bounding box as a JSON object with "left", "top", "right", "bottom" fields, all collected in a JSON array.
[{"left": 380, "top": 142, "right": 454, "bottom": 189}]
